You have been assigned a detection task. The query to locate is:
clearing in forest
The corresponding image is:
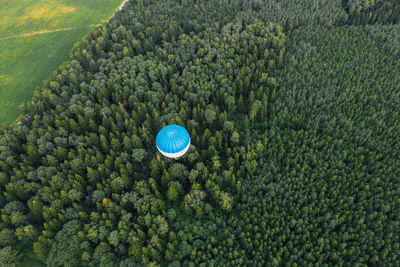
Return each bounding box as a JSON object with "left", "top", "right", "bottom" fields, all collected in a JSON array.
[{"left": 0, "top": 0, "right": 123, "bottom": 128}]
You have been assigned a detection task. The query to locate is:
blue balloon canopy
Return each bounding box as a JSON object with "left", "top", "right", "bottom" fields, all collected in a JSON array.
[{"left": 156, "top": 125, "right": 190, "bottom": 158}]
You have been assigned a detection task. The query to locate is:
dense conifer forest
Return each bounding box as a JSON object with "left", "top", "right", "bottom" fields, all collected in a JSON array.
[{"left": 1, "top": 0, "right": 399, "bottom": 265}]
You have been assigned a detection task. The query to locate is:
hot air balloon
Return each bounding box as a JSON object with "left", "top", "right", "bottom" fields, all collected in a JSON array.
[{"left": 156, "top": 125, "right": 190, "bottom": 158}]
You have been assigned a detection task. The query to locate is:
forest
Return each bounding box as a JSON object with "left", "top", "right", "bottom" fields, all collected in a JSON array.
[{"left": 0, "top": 0, "right": 399, "bottom": 266}]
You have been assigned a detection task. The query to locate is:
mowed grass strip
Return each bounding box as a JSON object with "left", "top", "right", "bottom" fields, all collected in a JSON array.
[
  {"left": 0, "top": 0, "right": 123, "bottom": 128},
  {"left": 0, "top": 29, "right": 84, "bottom": 127}
]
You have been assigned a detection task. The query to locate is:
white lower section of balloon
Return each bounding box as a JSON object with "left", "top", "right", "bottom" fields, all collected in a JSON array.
[{"left": 157, "top": 141, "right": 190, "bottom": 158}]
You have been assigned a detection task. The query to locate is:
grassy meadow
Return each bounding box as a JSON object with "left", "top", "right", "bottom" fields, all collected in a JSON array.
[{"left": 0, "top": 0, "right": 123, "bottom": 128}]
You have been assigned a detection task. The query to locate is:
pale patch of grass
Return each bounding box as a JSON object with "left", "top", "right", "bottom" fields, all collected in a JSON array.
[{"left": 24, "top": 4, "right": 76, "bottom": 20}]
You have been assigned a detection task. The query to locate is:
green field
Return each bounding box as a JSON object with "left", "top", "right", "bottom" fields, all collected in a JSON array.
[{"left": 0, "top": 0, "right": 123, "bottom": 128}]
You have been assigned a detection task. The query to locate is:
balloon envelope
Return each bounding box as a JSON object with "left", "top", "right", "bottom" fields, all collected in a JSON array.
[{"left": 156, "top": 125, "right": 190, "bottom": 158}]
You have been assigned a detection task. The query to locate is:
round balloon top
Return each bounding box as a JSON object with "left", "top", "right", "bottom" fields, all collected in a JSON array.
[{"left": 156, "top": 125, "right": 190, "bottom": 158}]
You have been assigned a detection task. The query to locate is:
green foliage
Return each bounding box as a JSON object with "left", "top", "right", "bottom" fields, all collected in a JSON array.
[
  {"left": 0, "top": 228, "right": 17, "bottom": 247},
  {"left": 345, "top": 0, "right": 400, "bottom": 25},
  {"left": 47, "top": 220, "right": 82, "bottom": 266},
  {"left": 0, "top": 246, "right": 22, "bottom": 266},
  {"left": 363, "top": 24, "right": 400, "bottom": 58}
]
